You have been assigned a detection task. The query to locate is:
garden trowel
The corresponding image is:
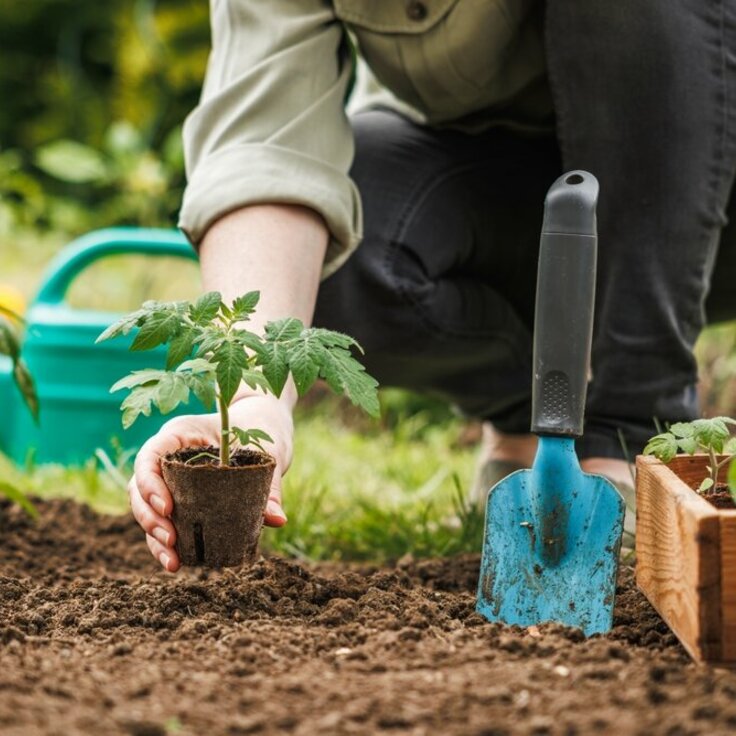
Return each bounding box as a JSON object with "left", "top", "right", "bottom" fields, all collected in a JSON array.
[{"left": 476, "top": 171, "right": 625, "bottom": 636}]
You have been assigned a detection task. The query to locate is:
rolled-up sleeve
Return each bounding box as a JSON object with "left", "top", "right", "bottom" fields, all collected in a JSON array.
[{"left": 179, "top": 0, "right": 361, "bottom": 278}]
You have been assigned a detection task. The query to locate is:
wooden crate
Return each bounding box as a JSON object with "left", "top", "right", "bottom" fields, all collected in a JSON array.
[{"left": 636, "top": 454, "right": 736, "bottom": 665}]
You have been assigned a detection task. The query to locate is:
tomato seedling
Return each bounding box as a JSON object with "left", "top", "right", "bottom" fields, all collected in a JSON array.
[
  {"left": 643, "top": 416, "right": 736, "bottom": 502},
  {"left": 97, "top": 291, "right": 380, "bottom": 464}
]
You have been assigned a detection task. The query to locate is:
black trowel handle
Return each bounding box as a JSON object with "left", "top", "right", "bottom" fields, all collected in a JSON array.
[{"left": 531, "top": 171, "right": 599, "bottom": 438}]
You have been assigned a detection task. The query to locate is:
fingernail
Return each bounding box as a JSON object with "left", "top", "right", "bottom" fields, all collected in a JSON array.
[
  {"left": 159, "top": 552, "right": 170, "bottom": 570},
  {"left": 150, "top": 495, "right": 166, "bottom": 515},
  {"left": 266, "top": 500, "right": 287, "bottom": 522},
  {"left": 153, "top": 527, "right": 170, "bottom": 546}
]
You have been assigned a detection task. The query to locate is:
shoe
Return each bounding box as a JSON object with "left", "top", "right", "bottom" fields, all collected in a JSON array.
[
  {"left": 607, "top": 477, "right": 636, "bottom": 558},
  {"left": 468, "top": 457, "right": 527, "bottom": 507}
]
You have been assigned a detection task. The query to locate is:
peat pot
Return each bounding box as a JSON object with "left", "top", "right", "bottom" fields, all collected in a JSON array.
[
  {"left": 161, "top": 448, "right": 276, "bottom": 568},
  {"left": 636, "top": 454, "right": 736, "bottom": 666}
]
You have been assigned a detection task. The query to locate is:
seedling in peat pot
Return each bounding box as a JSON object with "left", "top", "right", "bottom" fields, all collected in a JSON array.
[
  {"left": 0, "top": 307, "right": 38, "bottom": 516},
  {"left": 643, "top": 416, "right": 736, "bottom": 505},
  {"left": 97, "top": 291, "right": 380, "bottom": 567}
]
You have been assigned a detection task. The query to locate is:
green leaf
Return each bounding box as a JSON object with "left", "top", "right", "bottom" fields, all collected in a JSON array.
[
  {"left": 259, "top": 320, "right": 308, "bottom": 396},
  {"left": 677, "top": 436, "right": 699, "bottom": 455},
  {"left": 212, "top": 340, "right": 248, "bottom": 406},
  {"left": 230, "top": 426, "right": 273, "bottom": 453},
  {"left": 120, "top": 383, "right": 159, "bottom": 428},
  {"left": 0, "top": 304, "right": 23, "bottom": 324},
  {"left": 241, "top": 369, "right": 272, "bottom": 394},
  {"left": 308, "top": 327, "right": 362, "bottom": 352},
  {"left": 97, "top": 300, "right": 181, "bottom": 344},
  {"left": 104, "top": 121, "right": 143, "bottom": 157},
  {"left": 13, "top": 359, "right": 39, "bottom": 421},
  {"left": 111, "top": 369, "right": 166, "bottom": 392},
  {"left": 317, "top": 346, "right": 380, "bottom": 417},
  {"left": 260, "top": 342, "right": 289, "bottom": 396},
  {"left": 166, "top": 328, "right": 197, "bottom": 369},
  {"left": 131, "top": 310, "right": 183, "bottom": 351},
  {"left": 259, "top": 320, "right": 379, "bottom": 413},
  {"left": 156, "top": 373, "right": 191, "bottom": 414},
  {"left": 232, "top": 329, "right": 266, "bottom": 359},
  {"left": 288, "top": 337, "right": 323, "bottom": 396},
  {"left": 264, "top": 317, "right": 304, "bottom": 342},
  {"left": 698, "top": 477, "right": 715, "bottom": 493},
  {"left": 643, "top": 433, "right": 678, "bottom": 463},
  {"left": 187, "top": 374, "right": 216, "bottom": 410},
  {"left": 97, "top": 308, "right": 148, "bottom": 343},
  {"left": 231, "top": 291, "right": 260, "bottom": 321},
  {"left": 728, "top": 458, "right": 736, "bottom": 502},
  {"left": 0, "top": 318, "right": 38, "bottom": 421},
  {"left": 669, "top": 422, "right": 694, "bottom": 438},
  {"left": 692, "top": 417, "right": 731, "bottom": 453},
  {"left": 0, "top": 481, "right": 38, "bottom": 518},
  {"left": 0, "top": 318, "right": 20, "bottom": 360},
  {"left": 177, "top": 358, "right": 216, "bottom": 375},
  {"left": 724, "top": 436, "right": 736, "bottom": 455},
  {"left": 35, "top": 140, "right": 108, "bottom": 184},
  {"left": 176, "top": 358, "right": 216, "bottom": 410},
  {"left": 194, "top": 331, "right": 226, "bottom": 357},
  {"left": 189, "top": 291, "right": 222, "bottom": 325}
]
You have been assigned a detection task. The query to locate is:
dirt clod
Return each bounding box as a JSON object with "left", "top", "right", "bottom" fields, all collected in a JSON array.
[{"left": 1, "top": 498, "right": 736, "bottom": 735}]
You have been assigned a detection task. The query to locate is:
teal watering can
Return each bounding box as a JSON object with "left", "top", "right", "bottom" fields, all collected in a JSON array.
[{"left": 0, "top": 228, "right": 206, "bottom": 465}]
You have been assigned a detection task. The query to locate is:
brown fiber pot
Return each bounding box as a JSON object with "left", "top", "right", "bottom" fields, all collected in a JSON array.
[{"left": 161, "top": 448, "right": 276, "bottom": 568}]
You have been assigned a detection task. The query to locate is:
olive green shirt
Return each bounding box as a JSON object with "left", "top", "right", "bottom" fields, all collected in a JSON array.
[{"left": 179, "top": 0, "right": 551, "bottom": 277}]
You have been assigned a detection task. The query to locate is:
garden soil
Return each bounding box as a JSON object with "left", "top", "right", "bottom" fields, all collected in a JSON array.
[{"left": 2, "top": 499, "right": 736, "bottom": 735}]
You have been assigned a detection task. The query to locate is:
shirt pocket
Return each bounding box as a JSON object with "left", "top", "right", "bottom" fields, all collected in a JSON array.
[{"left": 333, "top": 0, "right": 541, "bottom": 120}]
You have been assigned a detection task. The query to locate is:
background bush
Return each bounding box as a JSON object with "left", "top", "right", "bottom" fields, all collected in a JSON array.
[{"left": 0, "top": 0, "right": 209, "bottom": 234}]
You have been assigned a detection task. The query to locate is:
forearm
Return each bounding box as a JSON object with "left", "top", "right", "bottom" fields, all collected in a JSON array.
[{"left": 199, "top": 203, "right": 329, "bottom": 408}]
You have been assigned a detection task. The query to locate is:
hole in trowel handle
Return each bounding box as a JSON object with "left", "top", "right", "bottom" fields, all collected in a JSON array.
[
  {"left": 565, "top": 173, "right": 584, "bottom": 185},
  {"left": 193, "top": 522, "right": 205, "bottom": 564}
]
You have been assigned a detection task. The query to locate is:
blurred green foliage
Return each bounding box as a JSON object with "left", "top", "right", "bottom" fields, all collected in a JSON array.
[{"left": 0, "top": 0, "right": 209, "bottom": 234}]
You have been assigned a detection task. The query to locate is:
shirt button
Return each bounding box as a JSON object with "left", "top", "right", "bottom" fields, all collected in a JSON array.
[{"left": 406, "top": 1, "right": 428, "bottom": 22}]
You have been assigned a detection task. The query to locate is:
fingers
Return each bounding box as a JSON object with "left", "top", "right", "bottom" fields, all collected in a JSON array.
[
  {"left": 134, "top": 433, "right": 177, "bottom": 517},
  {"left": 264, "top": 474, "right": 287, "bottom": 527},
  {"left": 146, "top": 534, "right": 180, "bottom": 572},
  {"left": 129, "top": 474, "right": 177, "bottom": 546}
]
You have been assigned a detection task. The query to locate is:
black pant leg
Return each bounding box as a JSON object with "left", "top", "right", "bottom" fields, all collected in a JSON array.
[
  {"left": 313, "top": 109, "right": 561, "bottom": 430},
  {"left": 546, "top": 0, "right": 736, "bottom": 457}
]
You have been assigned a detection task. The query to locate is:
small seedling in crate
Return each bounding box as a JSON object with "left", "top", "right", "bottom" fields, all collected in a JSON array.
[{"left": 643, "top": 416, "right": 736, "bottom": 502}]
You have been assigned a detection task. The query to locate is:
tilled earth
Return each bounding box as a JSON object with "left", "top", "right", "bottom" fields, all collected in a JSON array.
[{"left": 1, "top": 499, "right": 736, "bottom": 735}]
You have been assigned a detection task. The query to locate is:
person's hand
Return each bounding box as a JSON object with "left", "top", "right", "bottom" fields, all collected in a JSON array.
[{"left": 129, "top": 393, "right": 294, "bottom": 572}]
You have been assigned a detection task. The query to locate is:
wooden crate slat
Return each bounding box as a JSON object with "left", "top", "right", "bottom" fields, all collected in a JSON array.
[
  {"left": 721, "top": 515, "right": 736, "bottom": 661},
  {"left": 636, "top": 455, "right": 722, "bottom": 662}
]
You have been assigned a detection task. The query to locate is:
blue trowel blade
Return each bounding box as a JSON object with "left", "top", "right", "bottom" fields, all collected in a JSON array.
[{"left": 476, "top": 436, "right": 626, "bottom": 636}]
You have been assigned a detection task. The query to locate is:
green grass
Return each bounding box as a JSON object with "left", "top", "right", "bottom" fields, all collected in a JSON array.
[{"left": 269, "top": 394, "right": 484, "bottom": 561}]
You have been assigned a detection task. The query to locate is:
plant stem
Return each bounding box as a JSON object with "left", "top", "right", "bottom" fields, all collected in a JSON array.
[
  {"left": 716, "top": 454, "right": 735, "bottom": 471},
  {"left": 219, "top": 395, "right": 230, "bottom": 466},
  {"left": 709, "top": 446, "right": 719, "bottom": 488}
]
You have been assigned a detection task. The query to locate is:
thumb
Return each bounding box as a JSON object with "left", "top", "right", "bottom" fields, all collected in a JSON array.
[{"left": 263, "top": 471, "right": 287, "bottom": 527}]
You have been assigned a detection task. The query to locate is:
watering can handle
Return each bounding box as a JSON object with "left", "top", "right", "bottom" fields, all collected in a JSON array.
[
  {"left": 530, "top": 171, "right": 599, "bottom": 438},
  {"left": 34, "top": 227, "right": 197, "bottom": 306}
]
